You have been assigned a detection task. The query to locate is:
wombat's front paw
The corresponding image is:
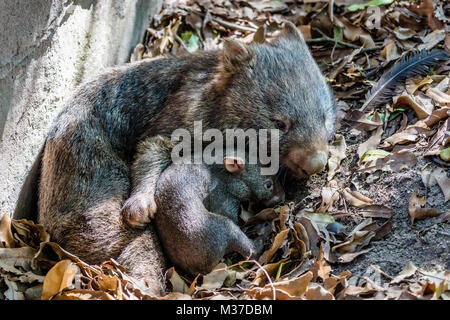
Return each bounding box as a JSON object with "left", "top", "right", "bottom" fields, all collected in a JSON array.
[{"left": 121, "top": 195, "right": 157, "bottom": 229}]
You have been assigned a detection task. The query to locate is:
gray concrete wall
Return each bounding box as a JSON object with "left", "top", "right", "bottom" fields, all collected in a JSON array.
[{"left": 0, "top": 0, "right": 163, "bottom": 219}]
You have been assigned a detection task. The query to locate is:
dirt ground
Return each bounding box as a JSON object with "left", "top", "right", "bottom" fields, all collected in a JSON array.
[{"left": 285, "top": 123, "right": 449, "bottom": 280}]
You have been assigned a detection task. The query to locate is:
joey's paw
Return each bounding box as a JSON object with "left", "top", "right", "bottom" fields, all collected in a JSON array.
[
  {"left": 252, "top": 238, "right": 265, "bottom": 258},
  {"left": 121, "top": 195, "right": 157, "bottom": 229}
]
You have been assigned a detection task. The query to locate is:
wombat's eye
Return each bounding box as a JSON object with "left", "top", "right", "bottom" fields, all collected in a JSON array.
[
  {"left": 264, "top": 181, "right": 273, "bottom": 191},
  {"left": 271, "top": 118, "right": 290, "bottom": 133}
]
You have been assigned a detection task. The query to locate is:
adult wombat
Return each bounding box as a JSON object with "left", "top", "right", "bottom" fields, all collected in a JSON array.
[
  {"left": 153, "top": 150, "right": 284, "bottom": 275},
  {"left": 38, "top": 22, "right": 336, "bottom": 293}
]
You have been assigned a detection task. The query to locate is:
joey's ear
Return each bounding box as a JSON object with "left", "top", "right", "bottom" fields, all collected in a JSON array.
[
  {"left": 224, "top": 157, "right": 245, "bottom": 173},
  {"left": 222, "top": 39, "right": 253, "bottom": 72},
  {"left": 279, "top": 21, "right": 305, "bottom": 42}
]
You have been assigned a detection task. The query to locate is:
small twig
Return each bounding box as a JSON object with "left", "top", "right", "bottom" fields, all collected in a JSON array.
[
  {"left": 174, "top": 34, "right": 190, "bottom": 52},
  {"left": 307, "top": 28, "right": 360, "bottom": 49},
  {"left": 212, "top": 16, "right": 257, "bottom": 33}
]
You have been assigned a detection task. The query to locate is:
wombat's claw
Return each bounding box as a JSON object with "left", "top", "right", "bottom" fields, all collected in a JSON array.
[{"left": 121, "top": 195, "right": 156, "bottom": 229}]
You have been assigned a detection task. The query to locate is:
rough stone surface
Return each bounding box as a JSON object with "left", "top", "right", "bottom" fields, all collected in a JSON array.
[{"left": 0, "top": 0, "right": 163, "bottom": 219}]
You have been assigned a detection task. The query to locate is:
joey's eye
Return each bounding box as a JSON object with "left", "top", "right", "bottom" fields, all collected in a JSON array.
[
  {"left": 271, "top": 118, "right": 290, "bottom": 133},
  {"left": 263, "top": 181, "right": 273, "bottom": 191}
]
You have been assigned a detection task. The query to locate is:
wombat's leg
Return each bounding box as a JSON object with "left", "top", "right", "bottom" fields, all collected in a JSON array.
[
  {"left": 116, "top": 228, "right": 167, "bottom": 296},
  {"left": 121, "top": 136, "right": 174, "bottom": 228}
]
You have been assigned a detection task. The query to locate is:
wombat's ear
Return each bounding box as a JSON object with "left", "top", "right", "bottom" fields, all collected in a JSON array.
[
  {"left": 222, "top": 39, "right": 253, "bottom": 72},
  {"left": 224, "top": 156, "right": 245, "bottom": 173},
  {"left": 280, "top": 21, "right": 305, "bottom": 42}
]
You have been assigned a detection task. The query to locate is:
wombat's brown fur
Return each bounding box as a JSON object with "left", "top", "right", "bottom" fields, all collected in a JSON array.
[{"left": 38, "top": 22, "right": 336, "bottom": 294}]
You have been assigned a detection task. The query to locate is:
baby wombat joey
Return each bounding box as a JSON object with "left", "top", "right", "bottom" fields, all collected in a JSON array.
[{"left": 154, "top": 155, "right": 284, "bottom": 275}]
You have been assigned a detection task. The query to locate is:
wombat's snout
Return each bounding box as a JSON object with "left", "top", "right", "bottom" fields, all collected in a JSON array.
[{"left": 286, "top": 146, "right": 329, "bottom": 178}]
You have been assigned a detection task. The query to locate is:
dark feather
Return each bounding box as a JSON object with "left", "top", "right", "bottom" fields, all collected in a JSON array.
[{"left": 361, "top": 49, "right": 449, "bottom": 111}]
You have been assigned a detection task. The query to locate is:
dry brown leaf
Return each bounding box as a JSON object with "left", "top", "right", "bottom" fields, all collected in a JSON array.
[
  {"left": 298, "top": 216, "right": 320, "bottom": 258},
  {"left": 426, "top": 87, "right": 450, "bottom": 107},
  {"left": 393, "top": 94, "right": 434, "bottom": 119},
  {"left": 41, "top": 260, "right": 78, "bottom": 300},
  {"left": 423, "top": 106, "right": 450, "bottom": 126},
  {"left": 310, "top": 246, "right": 331, "bottom": 282},
  {"left": 342, "top": 188, "right": 373, "bottom": 208},
  {"left": 259, "top": 229, "right": 289, "bottom": 265},
  {"left": 381, "top": 40, "right": 400, "bottom": 62},
  {"left": 200, "top": 263, "right": 230, "bottom": 291},
  {"left": 332, "top": 219, "right": 376, "bottom": 254},
  {"left": 327, "top": 134, "right": 347, "bottom": 181},
  {"left": 246, "top": 271, "right": 313, "bottom": 300},
  {"left": 244, "top": 208, "right": 278, "bottom": 226},
  {"left": 0, "top": 213, "right": 15, "bottom": 248},
  {"left": 424, "top": 118, "right": 449, "bottom": 156},
  {"left": 383, "top": 123, "right": 433, "bottom": 147},
  {"left": 357, "top": 126, "right": 383, "bottom": 159},
  {"left": 54, "top": 289, "right": 115, "bottom": 300},
  {"left": 337, "top": 249, "right": 371, "bottom": 264},
  {"left": 323, "top": 270, "right": 351, "bottom": 294},
  {"left": 279, "top": 205, "right": 290, "bottom": 231},
  {"left": 252, "top": 258, "right": 289, "bottom": 287},
  {"left": 359, "top": 150, "right": 418, "bottom": 173},
  {"left": 317, "top": 180, "right": 340, "bottom": 213},
  {"left": 422, "top": 167, "right": 450, "bottom": 202},
  {"left": 408, "top": 190, "right": 440, "bottom": 225},
  {"left": 391, "top": 262, "right": 418, "bottom": 284},
  {"left": 360, "top": 205, "right": 394, "bottom": 219},
  {"left": 167, "top": 267, "right": 189, "bottom": 293},
  {"left": 305, "top": 283, "right": 334, "bottom": 300}
]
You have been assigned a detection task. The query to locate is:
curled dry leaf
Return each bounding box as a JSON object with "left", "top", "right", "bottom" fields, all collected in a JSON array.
[
  {"left": 259, "top": 229, "right": 289, "bottom": 265},
  {"left": 423, "top": 106, "right": 449, "bottom": 127},
  {"left": 344, "top": 110, "right": 383, "bottom": 131},
  {"left": 382, "top": 123, "right": 433, "bottom": 147},
  {"left": 359, "top": 204, "right": 394, "bottom": 219},
  {"left": 53, "top": 289, "right": 115, "bottom": 300},
  {"left": 297, "top": 216, "right": 321, "bottom": 258},
  {"left": 392, "top": 94, "right": 434, "bottom": 119},
  {"left": 317, "top": 180, "right": 340, "bottom": 213},
  {"left": 342, "top": 188, "right": 373, "bottom": 208},
  {"left": 0, "top": 213, "right": 15, "bottom": 248},
  {"left": 200, "top": 263, "right": 231, "bottom": 291},
  {"left": 41, "top": 260, "right": 79, "bottom": 300},
  {"left": 310, "top": 246, "right": 331, "bottom": 282},
  {"left": 357, "top": 126, "right": 384, "bottom": 160},
  {"left": 167, "top": 267, "right": 189, "bottom": 293},
  {"left": 246, "top": 271, "right": 313, "bottom": 300},
  {"left": 426, "top": 87, "right": 450, "bottom": 107},
  {"left": 279, "top": 205, "right": 290, "bottom": 231},
  {"left": 244, "top": 208, "right": 278, "bottom": 226},
  {"left": 424, "top": 118, "right": 449, "bottom": 156},
  {"left": 408, "top": 190, "right": 440, "bottom": 225},
  {"left": 305, "top": 283, "right": 335, "bottom": 300},
  {"left": 252, "top": 259, "right": 288, "bottom": 287},
  {"left": 358, "top": 150, "right": 418, "bottom": 173},
  {"left": 327, "top": 134, "right": 347, "bottom": 181},
  {"left": 332, "top": 219, "right": 377, "bottom": 254},
  {"left": 421, "top": 167, "right": 450, "bottom": 202},
  {"left": 390, "top": 262, "right": 418, "bottom": 284},
  {"left": 337, "top": 249, "right": 371, "bottom": 264}
]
